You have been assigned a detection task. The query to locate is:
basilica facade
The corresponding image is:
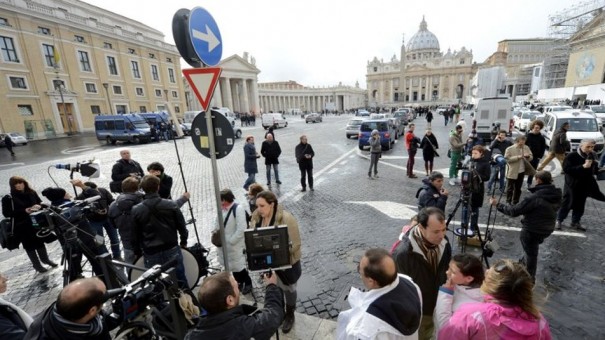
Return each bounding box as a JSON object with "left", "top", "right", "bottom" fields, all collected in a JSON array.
[{"left": 366, "top": 17, "right": 477, "bottom": 108}]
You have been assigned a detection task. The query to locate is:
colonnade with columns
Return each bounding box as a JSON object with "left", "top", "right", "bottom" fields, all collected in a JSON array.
[
  {"left": 210, "top": 76, "right": 260, "bottom": 114},
  {"left": 259, "top": 94, "right": 339, "bottom": 113}
]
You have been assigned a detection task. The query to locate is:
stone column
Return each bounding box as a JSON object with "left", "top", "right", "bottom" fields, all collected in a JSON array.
[
  {"left": 251, "top": 80, "right": 260, "bottom": 114},
  {"left": 241, "top": 79, "right": 250, "bottom": 113},
  {"left": 223, "top": 77, "right": 234, "bottom": 110}
]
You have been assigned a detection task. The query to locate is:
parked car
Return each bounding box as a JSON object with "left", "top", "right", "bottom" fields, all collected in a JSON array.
[
  {"left": 358, "top": 119, "right": 395, "bottom": 151},
  {"left": 514, "top": 111, "right": 539, "bottom": 131},
  {"left": 541, "top": 109, "right": 604, "bottom": 155},
  {"left": 356, "top": 109, "right": 370, "bottom": 117},
  {"left": 305, "top": 113, "right": 323, "bottom": 123},
  {"left": 586, "top": 105, "right": 605, "bottom": 131},
  {"left": 393, "top": 110, "right": 409, "bottom": 126},
  {"left": 345, "top": 118, "right": 364, "bottom": 139},
  {"left": 389, "top": 117, "right": 405, "bottom": 139},
  {"left": 0, "top": 132, "right": 28, "bottom": 145}
]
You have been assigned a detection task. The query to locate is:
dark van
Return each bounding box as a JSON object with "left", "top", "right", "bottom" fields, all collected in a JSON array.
[
  {"left": 139, "top": 112, "right": 190, "bottom": 136},
  {"left": 94, "top": 114, "right": 151, "bottom": 144},
  {"left": 358, "top": 119, "right": 395, "bottom": 151}
]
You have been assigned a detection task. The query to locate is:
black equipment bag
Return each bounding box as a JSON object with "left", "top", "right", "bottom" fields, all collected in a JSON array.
[
  {"left": 0, "top": 195, "right": 19, "bottom": 250},
  {"left": 188, "top": 242, "right": 210, "bottom": 277}
]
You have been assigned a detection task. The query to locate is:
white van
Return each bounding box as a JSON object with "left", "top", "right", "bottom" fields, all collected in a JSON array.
[
  {"left": 541, "top": 110, "right": 604, "bottom": 154},
  {"left": 473, "top": 97, "right": 513, "bottom": 142},
  {"left": 184, "top": 110, "right": 235, "bottom": 127},
  {"left": 262, "top": 113, "right": 288, "bottom": 129}
]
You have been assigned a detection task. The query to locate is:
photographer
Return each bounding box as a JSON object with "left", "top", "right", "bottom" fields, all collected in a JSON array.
[
  {"left": 487, "top": 131, "right": 512, "bottom": 194},
  {"left": 185, "top": 271, "right": 284, "bottom": 340},
  {"left": 417, "top": 171, "right": 448, "bottom": 212},
  {"left": 41, "top": 187, "right": 104, "bottom": 281},
  {"left": 489, "top": 171, "right": 561, "bottom": 280},
  {"left": 25, "top": 277, "right": 119, "bottom": 340},
  {"left": 461, "top": 145, "right": 491, "bottom": 233}
]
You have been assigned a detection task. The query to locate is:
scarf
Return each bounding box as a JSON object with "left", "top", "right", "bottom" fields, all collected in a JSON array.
[
  {"left": 50, "top": 305, "right": 105, "bottom": 336},
  {"left": 412, "top": 226, "right": 440, "bottom": 274}
]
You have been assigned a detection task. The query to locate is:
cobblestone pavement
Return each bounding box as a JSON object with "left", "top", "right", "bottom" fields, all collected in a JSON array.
[{"left": 1, "top": 113, "right": 604, "bottom": 339}]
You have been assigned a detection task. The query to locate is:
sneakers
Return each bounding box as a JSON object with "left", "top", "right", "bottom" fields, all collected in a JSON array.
[
  {"left": 571, "top": 222, "right": 586, "bottom": 232},
  {"left": 276, "top": 180, "right": 282, "bottom": 185},
  {"left": 555, "top": 221, "right": 562, "bottom": 230},
  {"left": 449, "top": 179, "right": 456, "bottom": 186}
]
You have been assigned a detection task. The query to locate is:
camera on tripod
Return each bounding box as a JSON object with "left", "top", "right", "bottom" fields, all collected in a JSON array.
[{"left": 29, "top": 196, "right": 101, "bottom": 236}]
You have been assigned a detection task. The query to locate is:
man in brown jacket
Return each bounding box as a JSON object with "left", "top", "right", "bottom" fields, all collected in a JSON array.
[{"left": 504, "top": 136, "right": 534, "bottom": 204}]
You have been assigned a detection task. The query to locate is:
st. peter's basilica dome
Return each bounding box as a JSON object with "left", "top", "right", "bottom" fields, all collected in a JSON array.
[{"left": 406, "top": 16, "right": 440, "bottom": 52}]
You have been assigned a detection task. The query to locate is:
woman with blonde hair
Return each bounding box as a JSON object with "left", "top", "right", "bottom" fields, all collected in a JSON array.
[
  {"left": 437, "top": 259, "right": 551, "bottom": 339},
  {"left": 248, "top": 190, "right": 301, "bottom": 334},
  {"left": 1, "top": 176, "right": 58, "bottom": 273}
]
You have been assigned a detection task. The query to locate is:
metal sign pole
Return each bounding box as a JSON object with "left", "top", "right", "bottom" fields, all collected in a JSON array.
[{"left": 206, "top": 109, "right": 230, "bottom": 272}]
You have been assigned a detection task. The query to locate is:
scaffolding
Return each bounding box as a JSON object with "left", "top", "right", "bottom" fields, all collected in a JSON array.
[{"left": 541, "top": 0, "right": 605, "bottom": 89}]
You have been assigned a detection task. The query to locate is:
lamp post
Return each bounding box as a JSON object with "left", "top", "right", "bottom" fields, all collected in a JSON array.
[{"left": 102, "top": 83, "right": 112, "bottom": 114}]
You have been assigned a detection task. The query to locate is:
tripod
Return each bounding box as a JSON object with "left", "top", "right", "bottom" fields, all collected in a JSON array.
[{"left": 446, "top": 188, "right": 479, "bottom": 254}]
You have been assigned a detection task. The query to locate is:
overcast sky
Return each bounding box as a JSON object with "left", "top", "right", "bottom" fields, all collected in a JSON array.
[{"left": 83, "top": 0, "right": 576, "bottom": 88}]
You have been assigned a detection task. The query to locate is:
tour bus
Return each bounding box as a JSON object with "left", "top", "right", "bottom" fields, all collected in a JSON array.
[{"left": 94, "top": 114, "right": 151, "bottom": 144}]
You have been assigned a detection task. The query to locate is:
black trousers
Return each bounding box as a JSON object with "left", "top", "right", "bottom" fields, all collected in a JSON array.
[
  {"left": 300, "top": 167, "right": 313, "bottom": 189},
  {"left": 519, "top": 229, "right": 550, "bottom": 279},
  {"left": 505, "top": 172, "right": 524, "bottom": 204},
  {"left": 232, "top": 268, "right": 252, "bottom": 287}
]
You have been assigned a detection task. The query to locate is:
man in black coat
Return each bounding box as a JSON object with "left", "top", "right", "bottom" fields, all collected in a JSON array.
[
  {"left": 110, "top": 150, "right": 144, "bottom": 193},
  {"left": 295, "top": 135, "right": 315, "bottom": 192},
  {"left": 4, "top": 134, "right": 15, "bottom": 156},
  {"left": 24, "top": 278, "right": 119, "bottom": 340},
  {"left": 490, "top": 171, "right": 562, "bottom": 280},
  {"left": 525, "top": 120, "right": 547, "bottom": 187},
  {"left": 185, "top": 271, "right": 284, "bottom": 340},
  {"left": 260, "top": 133, "right": 282, "bottom": 186},
  {"left": 461, "top": 145, "right": 491, "bottom": 232},
  {"left": 555, "top": 139, "right": 605, "bottom": 231},
  {"left": 392, "top": 207, "right": 451, "bottom": 340},
  {"left": 417, "top": 171, "right": 448, "bottom": 212}
]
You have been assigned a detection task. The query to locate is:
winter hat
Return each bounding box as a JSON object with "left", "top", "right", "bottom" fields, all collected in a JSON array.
[
  {"left": 371, "top": 129, "right": 379, "bottom": 135},
  {"left": 42, "top": 187, "right": 67, "bottom": 204}
]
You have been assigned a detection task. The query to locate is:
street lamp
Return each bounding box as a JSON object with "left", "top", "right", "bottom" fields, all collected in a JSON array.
[{"left": 102, "top": 83, "right": 112, "bottom": 114}]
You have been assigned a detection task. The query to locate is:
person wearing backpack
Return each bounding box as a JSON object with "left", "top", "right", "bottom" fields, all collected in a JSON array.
[
  {"left": 107, "top": 177, "right": 143, "bottom": 265},
  {"left": 70, "top": 179, "right": 121, "bottom": 261},
  {"left": 212, "top": 189, "right": 253, "bottom": 294}
]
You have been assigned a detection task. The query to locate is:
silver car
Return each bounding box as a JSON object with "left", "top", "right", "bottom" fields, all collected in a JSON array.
[
  {"left": 305, "top": 113, "right": 323, "bottom": 123},
  {"left": 1, "top": 132, "right": 27, "bottom": 145},
  {"left": 345, "top": 118, "right": 364, "bottom": 138}
]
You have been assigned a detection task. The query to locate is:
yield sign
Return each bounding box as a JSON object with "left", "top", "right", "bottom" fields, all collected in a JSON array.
[{"left": 183, "top": 67, "right": 222, "bottom": 111}]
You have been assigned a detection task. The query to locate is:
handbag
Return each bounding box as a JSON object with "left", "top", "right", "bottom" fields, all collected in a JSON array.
[
  {"left": 0, "top": 195, "right": 20, "bottom": 250},
  {"left": 211, "top": 204, "right": 236, "bottom": 247}
]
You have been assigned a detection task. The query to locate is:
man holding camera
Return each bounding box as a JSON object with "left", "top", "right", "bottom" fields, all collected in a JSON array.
[
  {"left": 25, "top": 277, "right": 119, "bottom": 340},
  {"left": 417, "top": 171, "right": 448, "bottom": 212},
  {"left": 461, "top": 145, "right": 491, "bottom": 233},
  {"left": 336, "top": 248, "right": 422, "bottom": 339},
  {"left": 555, "top": 139, "right": 605, "bottom": 231},
  {"left": 487, "top": 131, "right": 512, "bottom": 193},
  {"left": 405, "top": 124, "right": 421, "bottom": 179},
  {"left": 489, "top": 171, "right": 562, "bottom": 280},
  {"left": 132, "top": 175, "right": 189, "bottom": 289},
  {"left": 110, "top": 150, "right": 144, "bottom": 193},
  {"left": 185, "top": 271, "right": 284, "bottom": 340}
]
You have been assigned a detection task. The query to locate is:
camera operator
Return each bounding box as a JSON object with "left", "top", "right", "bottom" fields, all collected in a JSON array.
[
  {"left": 489, "top": 171, "right": 562, "bottom": 281},
  {"left": 487, "top": 131, "right": 512, "bottom": 194},
  {"left": 132, "top": 175, "right": 189, "bottom": 289},
  {"left": 461, "top": 145, "right": 491, "bottom": 233},
  {"left": 184, "top": 271, "right": 284, "bottom": 340},
  {"left": 417, "top": 171, "right": 448, "bottom": 212},
  {"left": 24, "top": 277, "right": 119, "bottom": 340},
  {"left": 40, "top": 187, "right": 104, "bottom": 281}
]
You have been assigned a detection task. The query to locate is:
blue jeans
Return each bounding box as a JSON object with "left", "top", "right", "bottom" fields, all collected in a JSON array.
[
  {"left": 487, "top": 156, "right": 506, "bottom": 192},
  {"left": 600, "top": 152, "right": 605, "bottom": 167},
  {"left": 266, "top": 164, "right": 280, "bottom": 183},
  {"left": 243, "top": 172, "right": 256, "bottom": 190},
  {"left": 461, "top": 205, "right": 479, "bottom": 231},
  {"left": 144, "top": 246, "right": 187, "bottom": 289},
  {"left": 89, "top": 220, "right": 121, "bottom": 259}
]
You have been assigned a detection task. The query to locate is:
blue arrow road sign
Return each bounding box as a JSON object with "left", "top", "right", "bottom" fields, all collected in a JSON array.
[{"left": 188, "top": 6, "right": 222, "bottom": 66}]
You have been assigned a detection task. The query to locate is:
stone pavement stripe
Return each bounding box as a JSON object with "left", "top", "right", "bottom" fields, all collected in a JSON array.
[{"left": 483, "top": 224, "right": 587, "bottom": 238}]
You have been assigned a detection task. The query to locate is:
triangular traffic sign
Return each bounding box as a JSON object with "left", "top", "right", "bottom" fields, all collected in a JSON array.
[{"left": 183, "top": 67, "right": 222, "bottom": 111}]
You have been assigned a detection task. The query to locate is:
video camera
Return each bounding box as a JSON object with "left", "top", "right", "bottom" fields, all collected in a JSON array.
[
  {"left": 29, "top": 196, "right": 102, "bottom": 236},
  {"left": 55, "top": 160, "right": 101, "bottom": 178}
]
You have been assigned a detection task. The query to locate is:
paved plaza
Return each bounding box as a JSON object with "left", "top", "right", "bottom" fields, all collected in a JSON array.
[{"left": 1, "top": 114, "right": 604, "bottom": 339}]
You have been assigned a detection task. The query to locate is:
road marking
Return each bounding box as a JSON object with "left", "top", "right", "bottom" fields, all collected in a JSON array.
[
  {"left": 346, "top": 201, "right": 586, "bottom": 238},
  {"left": 280, "top": 147, "right": 356, "bottom": 202},
  {"left": 0, "top": 162, "right": 25, "bottom": 168},
  {"left": 328, "top": 168, "right": 339, "bottom": 174},
  {"left": 61, "top": 145, "right": 100, "bottom": 154}
]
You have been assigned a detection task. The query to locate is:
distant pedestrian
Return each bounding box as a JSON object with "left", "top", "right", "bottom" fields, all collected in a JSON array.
[
  {"left": 260, "top": 133, "right": 282, "bottom": 186},
  {"left": 264, "top": 126, "right": 275, "bottom": 139},
  {"left": 368, "top": 129, "right": 381, "bottom": 179},
  {"left": 243, "top": 136, "right": 260, "bottom": 191},
  {"left": 295, "top": 135, "right": 315, "bottom": 192},
  {"left": 537, "top": 121, "right": 569, "bottom": 171},
  {"left": 405, "top": 124, "right": 420, "bottom": 178},
  {"left": 425, "top": 110, "right": 433, "bottom": 128},
  {"left": 443, "top": 109, "right": 450, "bottom": 126},
  {"left": 4, "top": 134, "right": 15, "bottom": 156},
  {"left": 420, "top": 129, "right": 439, "bottom": 176}
]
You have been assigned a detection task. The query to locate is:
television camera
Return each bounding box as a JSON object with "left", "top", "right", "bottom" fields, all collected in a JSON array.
[
  {"left": 29, "top": 196, "right": 102, "bottom": 238},
  {"left": 107, "top": 259, "right": 188, "bottom": 340}
]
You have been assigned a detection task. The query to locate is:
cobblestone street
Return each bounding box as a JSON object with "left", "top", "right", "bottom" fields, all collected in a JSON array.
[{"left": 1, "top": 114, "right": 604, "bottom": 339}]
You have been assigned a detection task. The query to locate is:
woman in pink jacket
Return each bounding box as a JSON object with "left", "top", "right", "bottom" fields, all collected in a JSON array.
[{"left": 438, "top": 259, "right": 551, "bottom": 340}]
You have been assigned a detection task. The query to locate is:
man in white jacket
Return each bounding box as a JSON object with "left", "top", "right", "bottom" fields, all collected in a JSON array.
[{"left": 336, "top": 248, "right": 422, "bottom": 339}]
